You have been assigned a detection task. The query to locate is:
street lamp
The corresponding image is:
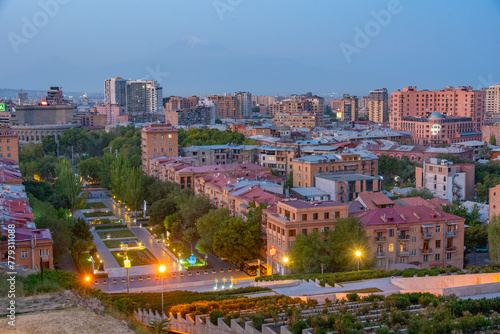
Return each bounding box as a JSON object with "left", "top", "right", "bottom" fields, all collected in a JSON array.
[
  {"left": 283, "top": 257, "right": 289, "bottom": 275},
  {"left": 124, "top": 257, "right": 131, "bottom": 293},
  {"left": 355, "top": 251, "right": 361, "bottom": 271},
  {"left": 158, "top": 265, "right": 166, "bottom": 312}
]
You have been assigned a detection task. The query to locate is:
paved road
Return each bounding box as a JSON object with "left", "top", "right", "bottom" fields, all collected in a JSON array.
[{"left": 465, "top": 251, "right": 491, "bottom": 267}]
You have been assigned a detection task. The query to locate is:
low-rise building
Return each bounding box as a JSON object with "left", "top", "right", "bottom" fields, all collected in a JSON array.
[
  {"left": 356, "top": 206, "right": 465, "bottom": 269},
  {"left": 264, "top": 200, "right": 349, "bottom": 274},
  {"left": 182, "top": 144, "right": 259, "bottom": 166},
  {"left": 292, "top": 149, "right": 379, "bottom": 188},
  {"left": 348, "top": 191, "right": 395, "bottom": 214},
  {"left": 0, "top": 129, "right": 19, "bottom": 164},
  {"left": 273, "top": 112, "right": 318, "bottom": 129},
  {"left": 165, "top": 106, "right": 211, "bottom": 126},
  {"left": 96, "top": 104, "right": 126, "bottom": 124},
  {"left": 259, "top": 145, "right": 297, "bottom": 177},
  {"left": 290, "top": 187, "right": 330, "bottom": 201},
  {"left": 315, "top": 173, "right": 382, "bottom": 203},
  {"left": 415, "top": 158, "right": 475, "bottom": 202}
]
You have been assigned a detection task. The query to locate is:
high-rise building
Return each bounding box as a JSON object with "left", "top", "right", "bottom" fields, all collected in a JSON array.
[
  {"left": 485, "top": 84, "right": 500, "bottom": 114},
  {"left": 341, "top": 94, "right": 358, "bottom": 121},
  {"left": 46, "top": 87, "right": 65, "bottom": 105},
  {"left": 126, "top": 80, "right": 163, "bottom": 113},
  {"left": 234, "top": 91, "right": 252, "bottom": 118},
  {"left": 390, "top": 86, "right": 485, "bottom": 133},
  {"left": 208, "top": 95, "right": 238, "bottom": 119},
  {"left": 104, "top": 77, "right": 126, "bottom": 106},
  {"left": 368, "top": 88, "right": 389, "bottom": 123},
  {"left": 17, "top": 89, "right": 28, "bottom": 105},
  {"left": 268, "top": 94, "right": 324, "bottom": 125}
]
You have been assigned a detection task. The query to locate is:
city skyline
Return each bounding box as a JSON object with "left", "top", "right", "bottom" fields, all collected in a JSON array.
[{"left": 0, "top": 0, "right": 499, "bottom": 96}]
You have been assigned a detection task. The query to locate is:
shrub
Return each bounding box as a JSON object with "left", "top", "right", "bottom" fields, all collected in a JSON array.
[
  {"left": 385, "top": 294, "right": 411, "bottom": 310},
  {"left": 113, "top": 297, "right": 138, "bottom": 315},
  {"left": 289, "top": 320, "right": 308, "bottom": 334},
  {"left": 209, "top": 310, "right": 223, "bottom": 325},
  {"left": 346, "top": 293, "right": 360, "bottom": 302},
  {"left": 252, "top": 314, "right": 266, "bottom": 331}
]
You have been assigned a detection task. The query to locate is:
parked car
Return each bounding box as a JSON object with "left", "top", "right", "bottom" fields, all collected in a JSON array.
[{"left": 475, "top": 247, "right": 488, "bottom": 253}]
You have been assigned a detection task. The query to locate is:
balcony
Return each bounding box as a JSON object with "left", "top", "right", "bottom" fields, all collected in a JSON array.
[
  {"left": 421, "top": 248, "right": 433, "bottom": 254},
  {"left": 446, "top": 231, "right": 457, "bottom": 237},
  {"left": 398, "top": 234, "right": 410, "bottom": 241},
  {"left": 376, "top": 252, "right": 386, "bottom": 258},
  {"left": 375, "top": 236, "right": 387, "bottom": 243},
  {"left": 422, "top": 232, "right": 433, "bottom": 239},
  {"left": 398, "top": 250, "right": 410, "bottom": 257},
  {"left": 446, "top": 246, "right": 457, "bottom": 252}
]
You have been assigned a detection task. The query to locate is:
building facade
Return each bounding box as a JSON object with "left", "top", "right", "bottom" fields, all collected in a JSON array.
[
  {"left": 341, "top": 94, "right": 358, "bottom": 121},
  {"left": 264, "top": 200, "right": 349, "bottom": 274},
  {"left": 141, "top": 124, "right": 179, "bottom": 174},
  {"left": 182, "top": 144, "right": 259, "bottom": 166},
  {"left": 96, "top": 104, "right": 126, "bottom": 124},
  {"left": 126, "top": 80, "right": 163, "bottom": 113},
  {"left": 273, "top": 112, "right": 318, "bottom": 129},
  {"left": 165, "top": 106, "right": 211, "bottom": 126},
  {"left": 315, "top": 173, "right": 382, "bottom": 203},
  {"left": 415, "top": 158, "right": 475, "bottom": 203},
  {"left": 485, "top": 84, "right": 500, "bottom": 114},
  {"left": 0, "top": 129, "right": 19, "bottom": 164},
  {"left": 368, "top": 88, "right": 389, "bottom": 123},
  {"left": 104, "top": 77, "right": 126, "bottom": 106},
  {"left": 292, "top": 149, "right": 379, "bottom": 188},
  {"left": 356, "top": 206, "right": 465, "bottom": 270},
  {"left": 234, "top": 92, "right": 252, "bottom": 118}
]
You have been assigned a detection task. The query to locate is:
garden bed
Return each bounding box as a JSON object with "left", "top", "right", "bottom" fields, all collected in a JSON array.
[
  {"left": 84, "top": 202, "right": 107, "bottom": 209},
  {"left": 83, "top": 211, "right": 114, "bottom": 218},
  {"left": 111, "top": 249, "right": 158, "bottom": 267},
  {"left": 181, "top": 258, "right": 211, "bottom": 270},
  {"left": 103, "top": 238, "right": 141, "bottom": 249},
  {"left": 97, "top": 229, "right": 135, "bottom": 239},
  {"left": 93, "top": 223, "right": 126, "bottom": 231}
]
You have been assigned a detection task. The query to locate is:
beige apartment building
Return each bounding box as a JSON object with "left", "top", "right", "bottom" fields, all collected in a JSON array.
[
  {"left": 356, "top": 206, "right": 465, "bottom": 269},
  {"left": 292, "top": 149, "right": 379, "bottom": 188},
  {"left": 273, "top": 112, "right": 318, "bottom": 129},
  {"left": 0, "top": 129, "right": 19, "bottom": 164},
  {"left": 140, "top": 124, "right": 179, "bottom": 174},
  {"left": 264, "top": 200, "right": 349, "bottom": 274}
]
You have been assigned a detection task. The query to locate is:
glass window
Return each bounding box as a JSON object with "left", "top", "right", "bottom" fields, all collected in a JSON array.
[
  {"left": 388, "top": 243, "right": 394, "bottom": 252},
  {"left": 389, "top": 229, "right": 394, "bottom": 237}
]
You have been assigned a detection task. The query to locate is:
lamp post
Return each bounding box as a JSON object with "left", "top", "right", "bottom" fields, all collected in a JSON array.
[
  {"left": 283, "top": 257, "right": 289, "bottom": 275},
  {"left": 269, "top": 246, "right": 276, "bottom": 280},
  {"left": 355, "top": 251, "right": 361, "bottom": 271},
  {"left": 158, "top": 265, "right": 166, "bottom": 312},
  {"left": 124, "top": 257, "right": 131, "bottom": 293}
]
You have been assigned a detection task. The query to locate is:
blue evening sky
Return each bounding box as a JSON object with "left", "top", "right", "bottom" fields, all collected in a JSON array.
[{"left": 0, "top": 0, "right": 499, "bottom": 96}]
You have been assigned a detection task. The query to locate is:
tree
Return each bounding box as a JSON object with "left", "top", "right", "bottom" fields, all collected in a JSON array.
[
  {"left": 164, "top": 214, "right": 184, "bottom": 241},
  {"left": 246, "top": 200, "right": 267, "bottom": 225},
  {"left": 213, "top": 217, "right": 261, "bottom": 267},
  {"left": 214, "top": 118, "right": 222, "bottom": 124},
  {"left": 442, "top": 203, "right": 481, "bottom": 226},
  {"left": 19, "top": 142, "right": 44, "bottom": 163},
  {"left": 182, "top": 226, "right": 199, "bottom": 254},
  {"left": 110, "top": 154, "right": 130, "bottom": 200},
  {"left": 465, "top": 225, "right": 488, "bottom": 256},
  {"left": 72, "top": 218, "right": 93, "bottom": 242},
  {"left": 196, "top": 209, "right": 231, "bottom": 254},
  {"left": 150, "top": 319, "right": 170, "bottom": 334},
  {"left": 490, "top": 134, "right": 497, "bottom": 146},
  {"left": 124, "top": 166, "right": 144, "bottom": 214},
  {"left": 42, "top": 135, "right": 58, "bottom": 156},
  {"left": 176, "top": 194, "right": 211, "bottom": 226},
  {"left": 476, "top": 174, "right": 500, "bottom": 202},
  {"left": 406, "top": 188, "right": 435, "bottom": 200},
  {"left": 71, "top": 238, "right": 94, "bottom": 267},
  {"left": 149, "top": 198, "right": 177, "bottom": 225},
  {"left": 55, "top": 157, "right": 86, "bottom": 213},
  {"left": 481, "top": 143, "right": 491, "bottom": 159},
  {"left": 289, "top": 230, "right": 330, "bottom": 273},
  {"left": 325, "top": 216, "right": 373, "bottom": 270},
  {"left": 284, "top": 171, "right": 293, "bottom": 195},
  {"left": 488, "top": 215, "right": 500, "bottom": 263},
  {"left": 77, "top": 157, "right": 103, "bottom": 184}
]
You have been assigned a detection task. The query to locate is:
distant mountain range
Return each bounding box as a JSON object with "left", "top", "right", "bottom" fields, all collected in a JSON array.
[{"left": 0, "top": 37, "right": 343, "bottom": 97}]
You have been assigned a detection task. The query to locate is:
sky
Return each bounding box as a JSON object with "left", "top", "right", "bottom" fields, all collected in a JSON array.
[{"left": 0, "top": 0, "right": 499, "bottom": 97}]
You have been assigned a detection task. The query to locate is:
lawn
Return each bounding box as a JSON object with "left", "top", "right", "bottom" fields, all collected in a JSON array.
[
  {"left": 181, "top": 258, "right": 210, "bottom": 270},
  {"left": 97, "top": 229, "right": 135, "bottom": 239},
  {"left": 84, "top": 202, "right": 108, "bottom": 209},
  {"left": 83, "top": 211, "right": 114, "bottom": 218},
  {"left": 111, "top": 249, "right": 158, "bottom": 267},
  {"left": 103, "top": 238, "right": 141, "bottom": 249},
  {"left": 91, "top": 218, "right": 117, "bottom": 224}
]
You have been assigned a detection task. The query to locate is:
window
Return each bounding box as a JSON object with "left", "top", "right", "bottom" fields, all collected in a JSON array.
[
  {"left": 169, "top": 141, "right": 172, "bottom": 145},
  {"left": 153, "top": 135, "right": 157, "bottom": 139},
  {"left": 302, "top": 214, "right": 307, "bottom": 220},
  {"left": 423, "top": 255, "right": 429, "bottom": 262},
  {"left": 154, "top": 148, "right": 157, "bottom": 152},
  {"left": 324, "top": 212, "right": 329, "bottom": 219},
  {"left": 161, "top": 141, "right": 164, "bottom": 145},
  {"left": 447, "top": 253, "right": 452, "bottom": 260},
  {"left": 21, "top": 251, "right": 28, "bottom": 259},
  {"left": 388, "top": 243, "right": 394, "bottom": 252},
  {"left": 154, "top": 141, "right": 157, "bottom": 146},
  {"left": 313, "top": 213, "right": 318, "bottom": 220},
  {"left": 436, "top": 225, "right": 441, "bottom": 233},
  {"left": 40, "top": 249, "right": 49, "bottom": 256},
  {"left": 436, "top": 240, "right": 441, "bottom": 248},
  {"left": 388, "top": 258, "right": 394, "bottom": 265},
  {"left": 289, "top": 230, "right": 296, "bottom": 237},
  {"left": 412, "top": 236, "right": 417, "bottom": 243},
  {"left": 435, "top": 254, "right": 440, "bottom": 261},
  {"left": 389, "top": 229, "right": 394, "bottom": 237},
  {"left": 169, "top": 148, "right": 172, "bottom": 152},
  {"left": 411, "top": 249, "right": 417, "bottom": 256},
  {"left": 161, "top": 135, "right": 164, "bottom": 139},
  {"left": 412, "top": 227, "right": 417, "bottom": 233},
  {"left": 302, "top": 229, "right": 307, "bottom": 236},
  {"left": 168, "top": 134, "right": 172, "bottom": 138},
  {"left": 377, "top": 259, "right": 383, "bottom": 267}
]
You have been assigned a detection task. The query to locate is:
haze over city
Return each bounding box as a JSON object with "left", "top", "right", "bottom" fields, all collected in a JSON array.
[{"left": 1, "top": 0, "right": 500, "bottom": 95}]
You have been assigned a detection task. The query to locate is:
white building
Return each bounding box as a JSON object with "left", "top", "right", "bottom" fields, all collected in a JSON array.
[
  {"left": 104, "top": 77, "right": 126, "bottom": 106},
  {"left": 486, "top": 84, "right": 500, "bottom": 114},
  {"left": 234, "top": 91, "right": 252, "bottom": 118}
]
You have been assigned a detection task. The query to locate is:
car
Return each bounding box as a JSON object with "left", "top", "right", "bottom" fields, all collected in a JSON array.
[{"left": 475, "top": 247, "right": 488, "bottom": 253}]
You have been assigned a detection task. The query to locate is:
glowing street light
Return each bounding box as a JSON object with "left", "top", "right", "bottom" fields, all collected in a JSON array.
[
  {"left": 158, "top": 265, "right": 166, "bottom": 312},
  {"left": 355, "top": 251, "right": 361, "bottom": 271},
  {"left": 124, "top": 257, "right": 131, "bottom": 293},
  {"left": 283, "top": 257, "right": 289, "bottom": 275}
]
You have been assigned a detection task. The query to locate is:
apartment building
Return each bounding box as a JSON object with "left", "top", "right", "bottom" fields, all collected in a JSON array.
[
  {"left": 315, "top": 173, "right": 382, "bottom": 203},
  {"left": 341, "top": 94, "right": 358, "bottom": 121},
  {"left": 485, "top": 84, "right": 500, "bottom": 114},
  {"left": 165, "top": 106, "right": 211, "bottom": 126},
  {"left": 292, "top": 149, "right": 379, "bottom": 188},
  {"left": 415, "top": 158, "right": 475, "bottom": 203},
  {"left": 368, "top": 88, "right": 389, "bottom": 123},
  {"left": 273, "top": 112, "right": 318, "bottom": 129},
  {"left": 264, "top": 200, "right": 349, "bottom": 274},
  {"left": 259, "top": 145, "right": 297, "bottom": 177},
  {"left": 140, "top": 124, "right": 178, "bottom": 174},
  {"left": 356, "top": 206, "right": 465, "bottom": 269},
  {"left": 182, "top": 144, "right": 259, "bottom": 166},
  {"left": 269, "top": 95, "right": 324, "bottom": 125},
  {"left": 489, "top": 184, "right": 500, "bottom": 222},
  {"left": 104, "top": 77, "right": 126, "bottom": 106},
  {"left": 96, "top": 104, "right": 126, "bottom": 124},
  {"left": 0, "top": 129, "right": 19, "bottom": 164}
]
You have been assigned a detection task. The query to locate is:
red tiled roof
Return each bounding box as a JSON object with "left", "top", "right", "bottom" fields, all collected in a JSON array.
[
  {"left": 394, "top": 197, "right": 451, "bottom": 210},
  {"left": 428, "top": 197, "right": 452, "bottom": 208},
  {"left": 177, "top": 163, "right": 267, "bottom": 174},
  {"left": 356, "top": 192, "right": 394, "bottom": 210},
  {"left": 236, "top": 187, "right": 280, "bottom": 206},
  {"left": 356, "top": 206, "right": 463, "bottom": 227}
]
